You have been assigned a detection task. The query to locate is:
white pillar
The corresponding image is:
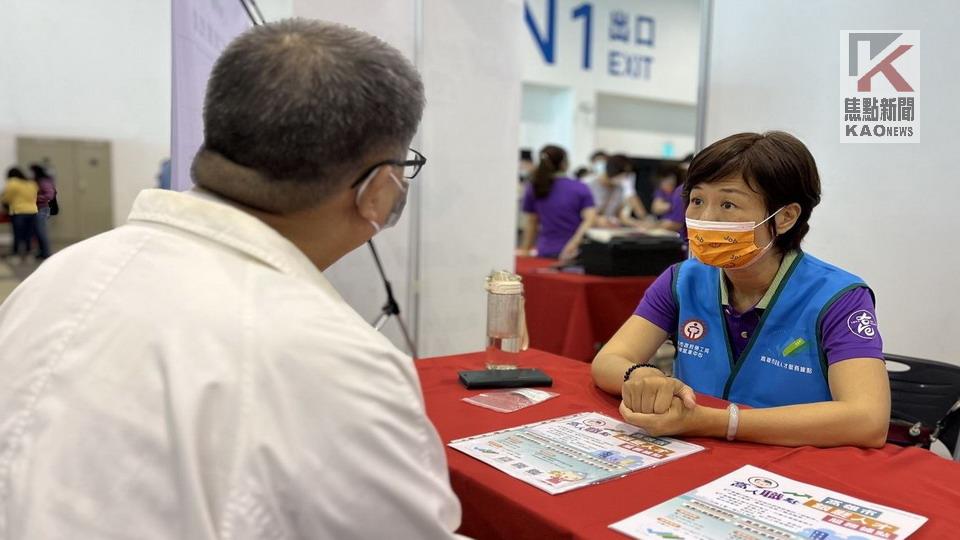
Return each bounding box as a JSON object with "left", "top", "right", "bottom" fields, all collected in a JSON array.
[{"left": 294, "top": 0, "right": 522, "bottom": 357}]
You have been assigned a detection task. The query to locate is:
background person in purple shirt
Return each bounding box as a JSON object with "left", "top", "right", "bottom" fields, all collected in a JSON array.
[
  {"left": 659, "top": 154, "right": 694, "bottom": 240},
  {"left": 519, "top": 145, "right": 597, "bottom": 260},
  {"left": 30, "top": 164, "right": 55, "bottom": 260},
  {"left": 650, "top": 163, "right": 680, "bottom": 218},
  {"left": 592, "top": 131, "right": 890, "bottom": 449}
]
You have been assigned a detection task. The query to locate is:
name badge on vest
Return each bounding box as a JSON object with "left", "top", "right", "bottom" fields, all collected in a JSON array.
[{"left": 758, "top": 336, "right": 815, "bottom": 375}]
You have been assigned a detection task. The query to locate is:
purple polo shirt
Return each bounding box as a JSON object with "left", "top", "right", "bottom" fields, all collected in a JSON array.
[
  {"left": 522, "top": 178, "right": 595, "bottom": 258},
  {"left": 634, "top": 263, "right": 884, "bottom": 365},
  {"left": 652, "top": 188, "right": 672, "bottom": 217},
  {"left": 653, "top": 188, "right": 672, "bottom": 203},
  {"left": 662, "top": 187, "right": 687, "bottom": 241}
]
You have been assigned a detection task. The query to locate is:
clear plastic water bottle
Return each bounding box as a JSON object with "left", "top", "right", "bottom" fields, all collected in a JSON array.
[{"left": 485, "top": 270, "right": 528, "bottom": 363}]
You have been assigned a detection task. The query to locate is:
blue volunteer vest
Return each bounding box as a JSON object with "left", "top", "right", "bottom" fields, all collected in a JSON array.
[{"left": 672, "top": 252, "right": 870, "bottom": 408}]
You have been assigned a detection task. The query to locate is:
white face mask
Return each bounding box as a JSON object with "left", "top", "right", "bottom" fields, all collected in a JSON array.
[
  {"left": 356, "top": 167, "right": 409, "bottom": 233},
  {"left": 593, "top": 160, "right": 606, "bottom": 176},
  {"left": 684, "top": 209, "right": 781, "bottom": 233}
]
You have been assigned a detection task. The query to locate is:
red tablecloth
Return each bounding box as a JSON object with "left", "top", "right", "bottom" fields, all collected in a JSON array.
[
  {"left": 417, "top": 349, "right": 960, "bottom": 540},
  {"left": 515, "top": 257, "right": 656, "bottom": 361}
]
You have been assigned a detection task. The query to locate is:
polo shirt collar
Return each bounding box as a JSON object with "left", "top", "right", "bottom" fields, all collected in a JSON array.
[{"left": 720, "top": 250, "right": 799, "bottom": 310}]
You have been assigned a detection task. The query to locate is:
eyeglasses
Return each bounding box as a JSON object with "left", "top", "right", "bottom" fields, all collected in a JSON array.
[{"left": 350, "top": 148, "right": 427, "bottom": 188}]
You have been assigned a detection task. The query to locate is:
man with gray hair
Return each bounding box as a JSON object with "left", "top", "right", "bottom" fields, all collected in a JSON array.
[{"left": 0, "top": 19, "right": 464, "bottom": 539}]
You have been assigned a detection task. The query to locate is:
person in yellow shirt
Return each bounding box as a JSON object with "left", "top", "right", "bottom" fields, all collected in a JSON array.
[{"left": 2, "top": 167, "right": 40, "bottom": 263}]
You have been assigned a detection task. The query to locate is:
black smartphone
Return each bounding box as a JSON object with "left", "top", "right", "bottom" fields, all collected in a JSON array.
[{"left": 458, "top": 368, "right": 553, "bottom": 389}]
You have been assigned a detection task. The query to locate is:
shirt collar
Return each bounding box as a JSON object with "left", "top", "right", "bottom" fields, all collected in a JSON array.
[
  {"left": 720, "top": 250, "right": 799, "bottom": 310},
  {"left": 127, "top": 189, "right": 338, "bottom": 295}
]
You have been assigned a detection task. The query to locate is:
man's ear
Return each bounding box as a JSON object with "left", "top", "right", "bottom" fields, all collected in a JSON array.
[{"left": 355, "top": 166, "right": 389, "bottom": 223}]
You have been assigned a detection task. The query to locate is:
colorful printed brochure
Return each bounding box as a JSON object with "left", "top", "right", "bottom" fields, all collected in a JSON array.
[
  {"left": 610, "top": 464, "right": 927, "bottom": 539},
  {"left": 448, "top": 412, "right": 705, "bottom": 495}
]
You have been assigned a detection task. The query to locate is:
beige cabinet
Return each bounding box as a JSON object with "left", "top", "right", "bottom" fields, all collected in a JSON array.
[{"left": 17, "top": 137, "right": 113, "bottom": 242}]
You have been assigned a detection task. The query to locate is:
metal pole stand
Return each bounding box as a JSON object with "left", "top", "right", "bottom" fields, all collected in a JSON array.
[{"left": 367, "top": 240, "right": 417, "bottom": 359}]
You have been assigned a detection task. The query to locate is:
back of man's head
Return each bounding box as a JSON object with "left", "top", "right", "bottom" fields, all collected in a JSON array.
[{"left": 195, "top": 18, "right": 425, "bottom": 213}]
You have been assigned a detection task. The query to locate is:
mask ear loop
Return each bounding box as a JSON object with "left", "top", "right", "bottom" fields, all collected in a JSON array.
[
  {"left": 388, "top": 169, "right": 406, "bottom": 189},
  {"left": 355, "top": 166, "right": 380, "bottom": 198},
  {"left": 755, "top": 206, "right": 785, "bottom": 228},
  {"left": 736, "top": 207, "right": 786, "bottom": 270},
  {"left": 759, "top": 206, "right": 787, "bottom": 247}
]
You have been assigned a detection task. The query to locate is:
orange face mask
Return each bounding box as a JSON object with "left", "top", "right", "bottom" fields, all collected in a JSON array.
[{"left": 686, "top": 208, "right": 783, "bottom": 269}]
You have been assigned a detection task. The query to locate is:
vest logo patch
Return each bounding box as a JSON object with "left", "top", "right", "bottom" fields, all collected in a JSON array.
[
  {"left": 682, "top": 319, "right": 707, "bottom": 341},
  {"left": 847, "top": 310, "right": 877, "bottom": 340}
]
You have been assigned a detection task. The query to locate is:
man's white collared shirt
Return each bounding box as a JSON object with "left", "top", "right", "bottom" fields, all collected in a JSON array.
[{"left": 0, "top": 189, "right": 463, "bottom": 539}]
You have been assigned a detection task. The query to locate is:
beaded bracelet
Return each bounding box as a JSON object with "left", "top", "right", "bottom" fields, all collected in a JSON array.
[{"left": 623, "top": 362, "right": 665, "bottom": 382}]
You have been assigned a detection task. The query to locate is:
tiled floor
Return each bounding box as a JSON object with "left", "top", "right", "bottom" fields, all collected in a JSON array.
[
  {"left": 0, "top": 234, "right": 67, "bottom": 303},
  {"left": 0, "top": 256, "right": 44, "bottom": 303},
  {"left": 0, "top": 260, "right": 18, "bottom": 301}
]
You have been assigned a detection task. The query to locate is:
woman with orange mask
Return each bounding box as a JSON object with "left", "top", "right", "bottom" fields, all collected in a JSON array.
[{"left": 591, "top": 131, "right": 891, "bottom": 448}]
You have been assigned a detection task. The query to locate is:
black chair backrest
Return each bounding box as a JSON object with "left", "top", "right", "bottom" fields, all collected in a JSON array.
[{"left": 885, "top": 353, "right": 960, "bottom": 454}]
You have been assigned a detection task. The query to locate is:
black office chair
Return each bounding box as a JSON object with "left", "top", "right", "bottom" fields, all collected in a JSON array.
[{"left": 885, "top": 353, "right": 960, "bottom": 458}]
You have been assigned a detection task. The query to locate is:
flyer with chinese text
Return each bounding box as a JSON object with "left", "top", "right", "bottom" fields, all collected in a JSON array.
[
  {"left": 448, "top": 412, "right": 705, "bottom": 495},
  {"left": 610, "top": 464, "right": 927, "bottom": 539}
]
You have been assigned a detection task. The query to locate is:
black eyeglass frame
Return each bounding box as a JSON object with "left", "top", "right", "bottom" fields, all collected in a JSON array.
[{"left": 350, "top": 148, "right": 427, "bottom": 188}]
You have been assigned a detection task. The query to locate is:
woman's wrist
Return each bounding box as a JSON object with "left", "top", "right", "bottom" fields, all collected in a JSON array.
[
  {"left": 686, "top": 405, "right": 728, "bottom": 438},
  {"left": 623, "top": 364, "right": 665, "bottom": 383}
]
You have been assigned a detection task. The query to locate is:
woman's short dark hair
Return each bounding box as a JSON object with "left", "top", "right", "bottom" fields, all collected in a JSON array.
[
  {"left": 6, "top": 167, "right": 24, "bottom": 179},
  {"left": 655, "top": 163, "right": 682, "bottom": 181},
  {"left": 29, "top": 164, "right": 49, "bottom": 181},
  {"left": 532, "top": 145, "right": 567, "bottom": 199},
  {"left": 605, "top": 154, "right": 633, "bottom": 178},
  {"left": 683, "top": 131, "right": 821, "bottom": 252}
]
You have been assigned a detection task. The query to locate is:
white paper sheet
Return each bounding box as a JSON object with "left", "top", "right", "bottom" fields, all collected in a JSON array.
[
  {"left": 610, "top": 464, "right": 927, "bottom": 540},
  {"left": 449, "top": 412, "right": 705, "bottom": 495}
]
